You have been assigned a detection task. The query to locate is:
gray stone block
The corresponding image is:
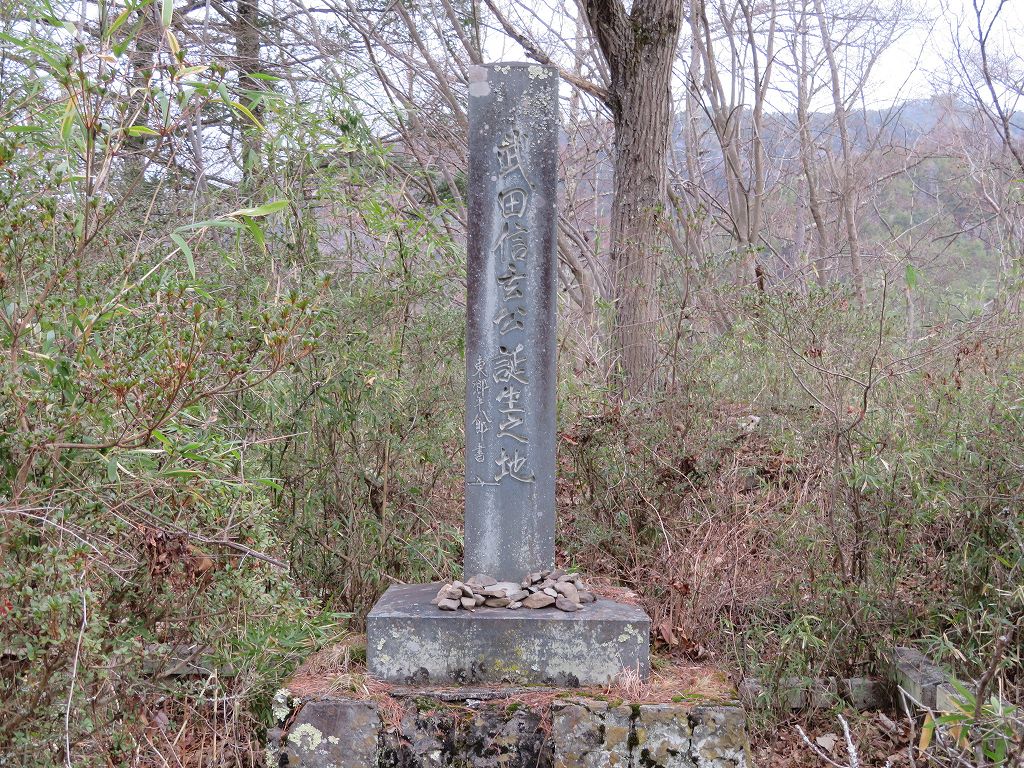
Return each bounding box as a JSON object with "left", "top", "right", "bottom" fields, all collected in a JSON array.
[
  {"left": 805, "top": 677, "right": 839, "bottom": 709},
  {"left": 936, "top": 681, "right": 967, "bottom": 713},
  {"left": 278, "top": 700, "right": 379, "bottom": 767},
  {"left": 690, "top": 705, "right": 750, "bottom": 768},
  {"left": 386, "top": 703, "right": 549, "bottom": 767},
  {"left": 841, "top": 676, "right": 893, "bottom": 710},
  {"left": 367, "top": 582, "right": 650, "bottom": 686},
  {"left": 891, "top": 646, "right": 948, "bottom": 709},
  {"left": 551, "top": 699, "right": 638, "bottom": 767},
  {"left": 551, "top": 698, "right": 750, "bottom": 768},
  {"left": 736, "top": 677, "right": 764, "bottom": 709},
  {"left": 638, "top": 704, "right": 697, "bottom": 767}
]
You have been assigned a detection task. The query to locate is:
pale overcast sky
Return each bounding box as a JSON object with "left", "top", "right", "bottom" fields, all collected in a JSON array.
[{"left": 484, "top": 0, "right": 1023, "bottom": 111}]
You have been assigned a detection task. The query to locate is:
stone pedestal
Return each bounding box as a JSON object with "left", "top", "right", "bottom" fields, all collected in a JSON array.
[
  {"left": 367, "top": 583, "right": 650, "bottom": 686},
  {"left": 363, "top": 59, "right": 651, "bottom": 700}
]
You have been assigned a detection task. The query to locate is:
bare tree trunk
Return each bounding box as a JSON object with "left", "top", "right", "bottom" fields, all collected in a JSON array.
[
  {"left": 583, "top": 0, "right": 682, "bottom": 396},
  {"left": 795, "top": 50, "right": 832, "bottom": 285},
  {"left": 235, "top": 0, "right": 263, "bottom": 188},
  {"left": 691, "top": 0, "right": 774, "bottom": 287},
  {"left": 812, "top": 0, "right": 866, "bottom": 305},
  {"left": 794, "top": 177, "right": 807, "bottom": 291}
]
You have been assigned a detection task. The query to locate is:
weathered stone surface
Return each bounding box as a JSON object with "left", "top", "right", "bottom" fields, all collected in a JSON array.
[
  {"left": 690, "top": 705, "right": 750, "bottom": 768},
  {"left": 841, "top": 676, "right": 893, "bottom": 710},
  {"left": 141, "top": 643, "right": 234, "bottom": 677},
  {"left": 277, "top": 700, "right": 379, "bottom": 767},
  {"left": 367, "top": 582, "right": 650, "bottom": 686},
  {"left": 555, "top": 596, "right": 579, "bottom": 612},
  {"left": 554, "top": 582, "right": 579, "bottom": 602},
  {"left": 736, "top": 677, "right": 763, "bottom": 709},
  {"left": 935, "top": 681, "right": 965, "bottom": 713},
  {"left": 638, "top": 704, "right": 695, "bottom": 767},
  {"left": 382, "top": 703, "right": 550, "bottom": 768},
  {"left": 739, "top": 674, "right": 892, "bottom": 712},
  {"left": 549, "top": 697, "right": 749, "bottom": 768},
  {"left": 891, "top": 646, "right": 948, "bottom": 709},
  {"left": 436, "top": 585, "right": 461, "bottom": 601},
  {"left": 522, "top": 592, "right": 555, "bottom": 609},
  {"left": 464, "top": 63, "right": 559, "bottom": 583},
  {"left": 273, "top": 691, "right": 749, "bottom": 768},
  {"left": 805, "top": 677, "right": 839, "bottom": 709}
]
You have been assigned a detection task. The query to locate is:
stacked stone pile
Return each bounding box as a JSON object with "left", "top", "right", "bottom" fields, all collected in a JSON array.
[{"left": 431, "top": 570, "right": 597, "bottom": 613}]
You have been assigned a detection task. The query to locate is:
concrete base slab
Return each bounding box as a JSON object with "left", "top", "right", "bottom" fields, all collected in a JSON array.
[{"left": 367, "top": 582, "right": 650, "bottom": 686}]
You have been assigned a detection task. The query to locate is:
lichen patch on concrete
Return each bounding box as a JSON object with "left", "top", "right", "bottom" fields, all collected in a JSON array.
[{"left": 271, "top": 692, "right": 750, "bottom": 767}]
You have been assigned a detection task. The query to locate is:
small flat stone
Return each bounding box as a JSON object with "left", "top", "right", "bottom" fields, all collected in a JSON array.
[
  {"left": 520, "top": 577, "right": 532, "bottom": 588},
  {"left": 521, "top": 593, "right": 555, "bottom": 609},
  {"left": 484, "top": 597, "right": 511, "bottom": 607},
  {"left": 578, "top": 591, "right": 596, "bottom": 604},
  {"left": 555, "top": 597, "right": 580, "bottom": 612},
  {"left": 474, "top": 595, "right": 486, "bottom": 606},
  {"left": 508, "top": 589, "right": 530, "bottom": 602},
  {"left": 437, "top": 598, "right": 461, "bottom": 611},
  {"left": 437, "top": 585, "right": 462, "bottom": 601},
  {"left": 538, "top": 579, "right": 556, "bottom": 590},
  {"left": 460, "top": 585, "right": 475, "bottom": 597},
  {"left": 527, "top": 586, "right": 541, "bottom": 593},
  {"left": 460, "top": 597, "right": 476, "bottom": 610},
  {"left": 549, "top": 569, "right": 566, "bottom": 580},
  {"left": 528, "top": 571, "right": 543, "bottom": 584},
  {"left": 466, "top": 574, "right": 497, "bottom": 588},
  {"left": 556, "top": 573, "right": 574, "bottom": 583},
  {"left": 554, "top": 582, "right": 580, "bottom": 603},
  {"left": 543, "top": 587, "right": 558, "bottom": 597},
  {"left": 507, "top": 601, "right": 523, "bottom": 609}
]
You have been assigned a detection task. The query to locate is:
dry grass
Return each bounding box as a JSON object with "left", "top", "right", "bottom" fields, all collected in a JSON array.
[
  {"left": 285, "top": 636, "right": 735, "bottom": 715},
  {"left": 560, "top": 402, "right": 833, "bottom": 665}
]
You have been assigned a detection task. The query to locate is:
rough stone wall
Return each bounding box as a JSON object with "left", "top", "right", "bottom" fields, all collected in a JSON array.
[{"left": 269, "top": 692, "right": 750, "bottom": 768}]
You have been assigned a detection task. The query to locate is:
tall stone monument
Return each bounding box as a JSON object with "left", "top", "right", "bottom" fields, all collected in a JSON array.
[
  {"left": 367, "top": 63, "right": 650, "bottom": 687},
  {"left": 463, "top": 63, "right": 557, "bottom": 582}
]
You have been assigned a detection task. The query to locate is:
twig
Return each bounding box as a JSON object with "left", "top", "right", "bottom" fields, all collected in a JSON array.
[
  {"left": 839, "top": 714, "right": 860, "bottom": 768},
  {"left": 974, "top": 630, "right": 1013, "bottom": 768},
  {"left": 65, "top": 583, "right": 88, "bottom": 768},
  {"left": 795, "top": 723, "right": 849, "bottom": 768}
]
